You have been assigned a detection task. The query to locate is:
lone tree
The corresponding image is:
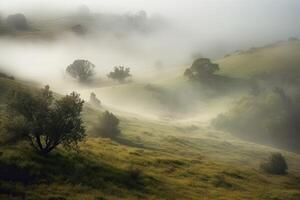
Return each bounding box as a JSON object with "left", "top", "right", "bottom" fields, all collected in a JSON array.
[
  {"left": 184, "top": 58, "right": 219, "bottom": 80},
  {"left": 6, "top": 13, "right": 29, "bottom": 31},
  {"left": 107, "top": 66, "right": 131, "bottom": 83},
  {"left": 66, "top": 59, "right": 95, "bottom": 82},
  {"left": 94, "top": 111, "right": 120, "bottom": 138},
  {"left": 260, "top": 153, "right": 288, "bottom": 175},
  {"left": 7, "top": 85, "right": 85, "bottom": 155}
]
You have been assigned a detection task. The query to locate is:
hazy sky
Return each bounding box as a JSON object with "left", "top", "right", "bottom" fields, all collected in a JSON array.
[
  {"left": 1, "top": 0, "right": 299, "bottom": 45},
  {"left": 1, "top": 0, "right": 300, "bottom": 87}
]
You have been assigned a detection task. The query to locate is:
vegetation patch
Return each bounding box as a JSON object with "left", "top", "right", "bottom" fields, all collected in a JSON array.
[{"left": 260, "top": 153, "right": 288, "bottom": 175}]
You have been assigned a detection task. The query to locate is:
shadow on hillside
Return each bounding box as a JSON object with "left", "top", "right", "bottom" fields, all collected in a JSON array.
[
  {"left": 194, "top": 74, "right": 249, "bottom": 91},
  {"left": 0, "top": 148, "right": 160, "bottom": 198}
]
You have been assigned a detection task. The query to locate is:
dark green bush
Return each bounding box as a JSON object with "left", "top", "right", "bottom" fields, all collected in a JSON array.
[
  {"left": 93, "top": 111, "right": 120, "bottom": 138},
  {"left": 184, "top": 58, "right": 219, "bottom": 80},
  {"left": 260, "top": 153, "right": 288, "bottom": 175}
]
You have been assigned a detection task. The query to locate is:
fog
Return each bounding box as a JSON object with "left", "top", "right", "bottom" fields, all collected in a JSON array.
[
  {"left": 1, "top": 0, "right": 300, "bottom": 86},
  {"left": 0, "top": 0, "right": 300, "bottom": 114}
]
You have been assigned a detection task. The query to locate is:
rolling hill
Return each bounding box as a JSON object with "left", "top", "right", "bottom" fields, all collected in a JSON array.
[
  {"left": 217, "top": 40, "right": 300, "bottom": 84},
  {"left": 1, "top": 64, "right": 300, "bottom": 199}
]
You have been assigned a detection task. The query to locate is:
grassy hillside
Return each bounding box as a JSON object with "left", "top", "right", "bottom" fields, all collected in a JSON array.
[
  {"left": 217, "top": 40, "right": 300, "bottom": 83},
  {"left": 83, "top": 40, "right": 300, "bottom": 119},
  {"left": 1, "top": 77, "right": 300, "bottom": 200},
  {"left": 81, "top": 75, "right": 248, "bottom": 120}
]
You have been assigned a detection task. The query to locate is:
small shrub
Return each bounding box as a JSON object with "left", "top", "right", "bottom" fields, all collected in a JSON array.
[
  {"left": 93, "top": 111, "right": 120, "bottom": 138},
  {"left": 184, "top": 58, "right": 219, "bottom": 80},
  {"left": 260, "top": 153, "right": 288, "bottom": 175}
]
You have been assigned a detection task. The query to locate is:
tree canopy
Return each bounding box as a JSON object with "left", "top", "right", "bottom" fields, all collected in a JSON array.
[
  {"left": 7, "top": 85, "right": 85, "bottom": 155},
  {"left": 6, "top": 13, "right": 29, "bottom": 31},
  {"left": 66, "top": 59, "right": 95, "bottom": 82},
  {"left": 184, "top": 58, "right": 219, "bottom": 80},
  {"left": 107, "top": 66, "right": 131, "bottom": 83}
]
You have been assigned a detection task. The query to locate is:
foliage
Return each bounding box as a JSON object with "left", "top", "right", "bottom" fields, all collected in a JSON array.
[
  {"left": 6, "top": 13, "right": 29, "bottom": 31},
  {"left": 66, "top": 59, "right": 95, "bottom": 82},
  {"left": 212, "top": 87, "right": 300, "bottom": 152},
  {"left": 184, "top": 58, "right": 219, "bottom": 80},
  {"left": 260, "top": 153, "right": 288, "bottom": 175},
  {"left": 6, "top": 85, "right": 85, "bottom": 155},
  {"left": 93, "top": 111, "right": 120, "bottom": 138},
  {"left": 107, "top": 66, "right": 131, "bottom": 83}
]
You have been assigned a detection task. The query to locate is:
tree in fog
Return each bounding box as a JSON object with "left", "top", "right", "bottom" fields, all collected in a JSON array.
[
  {"left": 93, "top": 111, "right": 120, "bottom": 138},
  {"left": 107, "top": 66, "right": 131, "bottom": 83},
  {"left": 7, "top": 86, "right": 85, "bottom": 155},
  {"left": 77, "top": 4, "right": 91, "bottom": 16},
  {"left": 184, "top": 58, "right": 219, "bottom": 80},
  {"left": 66, "top": 59, "right": 95, "bottom": 82},
  {"left": 6, "top": 13, "right": 29, "bottom": 31}
]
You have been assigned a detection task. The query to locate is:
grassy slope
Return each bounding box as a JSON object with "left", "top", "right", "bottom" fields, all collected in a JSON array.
[
  {"left": 1, "top": 77, "right": 300, "bottom": 200},
  {"left": 1, "top": 40, "right": 300, "bottom": 199},
  {"left": 84, "top": 40, "right": 300, "bottom": 118},
  {"left": 216, "top": 40, "right": 300, "bottom": 80}
]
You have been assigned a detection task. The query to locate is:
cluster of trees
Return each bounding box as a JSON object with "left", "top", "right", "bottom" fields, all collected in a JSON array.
[
  {"left": 66, "top": 59, "right": 131, "bottom": 83},
  {"left": 184, "top": 58, "right": 219, "bottom": 80}
]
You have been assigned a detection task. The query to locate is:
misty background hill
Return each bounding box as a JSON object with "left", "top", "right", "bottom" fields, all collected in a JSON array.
[{"left": 0, "top": 1, "right": 300, "bottom": 200}]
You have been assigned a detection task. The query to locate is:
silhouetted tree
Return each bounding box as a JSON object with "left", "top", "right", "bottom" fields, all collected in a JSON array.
[
  {"left": 66, "top": 59, "right": 95, "bottom": 82},
  {"left": 184, "top": 58, "right": 219, "bottom": 80},
  {"left": 6, "top": 13, "right": 29, "bottom": 31},
  {"left": 7, "top": 86, "right": 85, "bottom": 155},
  {"left": 107, "top": 66, "right": 131, "bottom": 83}
]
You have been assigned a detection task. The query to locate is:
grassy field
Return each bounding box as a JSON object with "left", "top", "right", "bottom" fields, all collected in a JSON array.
[
  {"left": 216, "top": 40, "right": 300, "bottom": 82},
  {"left": 1, "top": 109, "right": 300, "bottom": 199},
  {"left": 1, "top": 85, "right": 300, "bottom": 199},
  {"left": 1, "top": 40, "right": 300, "bottom": 199}
]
